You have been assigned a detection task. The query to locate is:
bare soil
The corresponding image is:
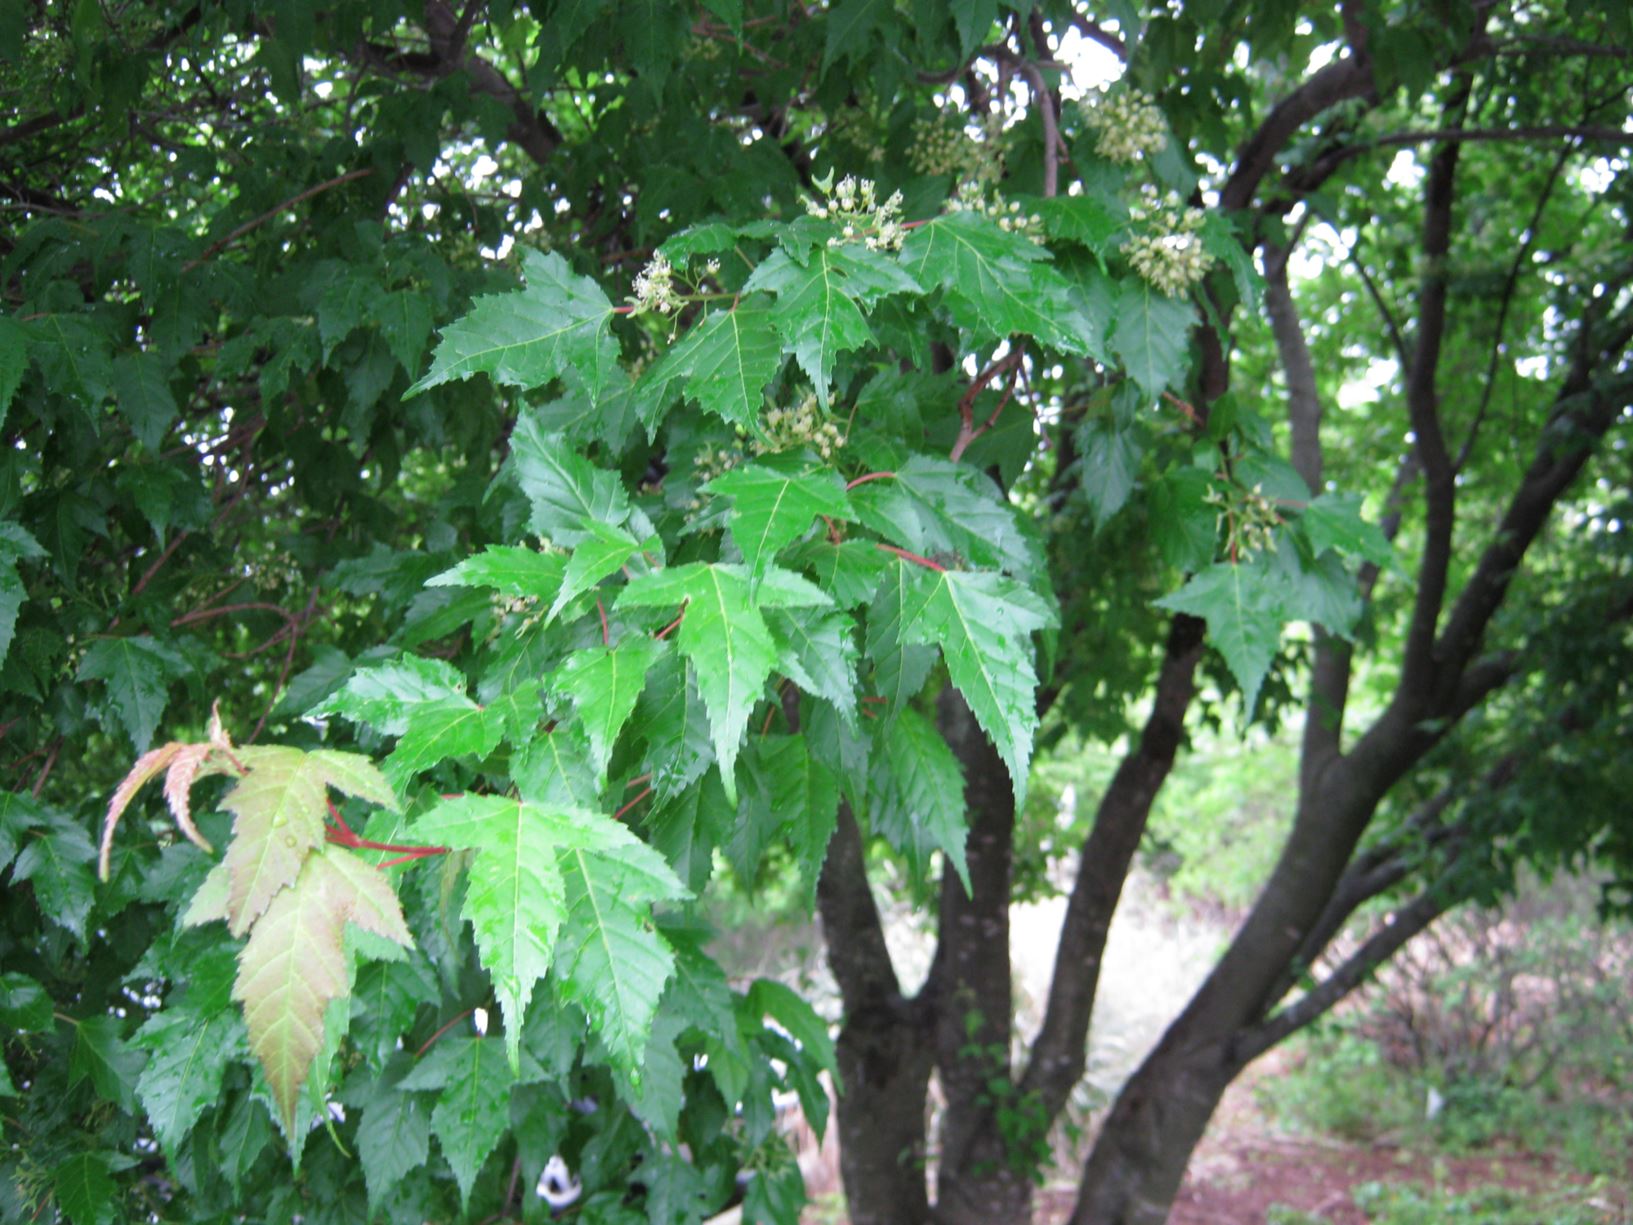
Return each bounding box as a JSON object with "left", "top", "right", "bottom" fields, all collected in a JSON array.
[
  {"left": 1029, "top": 1062, "right": 1631, "bottom": 1225},
  {"left": 802, "top": 1057, "right": 1631, "bottom": 1224}
]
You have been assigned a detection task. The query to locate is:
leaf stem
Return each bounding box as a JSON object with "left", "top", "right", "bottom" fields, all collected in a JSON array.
[
  {"left": 612, "top": 786, "right": 652, "bottom": 821},
  {"left": 655, "top": 607, "right": 686, "bottom": 640},
  {"left": 596, "top": 598, "right": 610, "bottom": 647},
  {"left": 415, "top": 1009, "right": 474, "bottom": 1058},
  {"left": 876, "top": 542, "right": 947, "bottom": 572},
  {"left": 844, "top": 470, "right": 896, "bottom": 490}
]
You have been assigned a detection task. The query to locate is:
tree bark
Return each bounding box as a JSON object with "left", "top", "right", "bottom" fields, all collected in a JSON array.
[
  {"left": 818, "top": 806, "right": 935, "bottom": 1225},
  {"left": 928, "top": 686, "right": 1033, "bottom": 1225}
]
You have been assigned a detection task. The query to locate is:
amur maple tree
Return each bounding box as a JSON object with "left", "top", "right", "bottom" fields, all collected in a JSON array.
[{"left": 2, "top": 2, "right": 1630, "bottom": 1224}]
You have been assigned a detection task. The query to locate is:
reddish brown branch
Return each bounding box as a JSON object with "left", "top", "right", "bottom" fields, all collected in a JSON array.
[
  {"left": 876, "top": 543, "right": 946, "bottom": 572},
  {"left": 951, "top": 348, "right": 1025, "bottom": 461}
]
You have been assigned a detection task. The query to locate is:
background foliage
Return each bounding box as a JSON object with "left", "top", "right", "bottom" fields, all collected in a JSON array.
[{"left": 2, "top": 1, "right": 1629, "bottom": 1223}]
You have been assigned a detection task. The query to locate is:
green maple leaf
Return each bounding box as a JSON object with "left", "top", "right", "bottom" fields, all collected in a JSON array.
[
  {"left": 899, "top": 212, "right": 1094, "bottom": 355},
  {"left": 397, "top": 1036, "right": 517, "bottom": 1206},
  {"left": 791, "top": 537, "right": 890, "bottom": 608},
  {"left": 51, "top": 1152, "right": 123, "bottom": 1225},
  {"left": 1109, "top": 276, "right": 1196, "bottom": 396},
  {"left": 111, "top": 352, "right": 179, "bottom": 449},
  {"left": 76, "top": 635, "right": 187, "bottom": 752},
  {"left": 554, "top": 829, "right": 688, "bottom": 1076},
  {"left": 68, "top": 1015, "right": 146, "bottom": 1113},
  {"left": 384, "top": 698, "right": 506, "bottom": 786},
  {"left": 411, "top": 795, "right": 686, "bottom": 1076},
  {"left": 408, "top": 795, "right": 570, "bottom": 1072},
  {"left": 632, "top": 652, "right": 715, "bottom": 802},
  {"left": 643, "top": 769, "right": 733, "bottom": 892},
  {"left": 636, "top": 303, "right": 785, "bottom": 431},
  {"left": 705, "top": 461, "right": 855, "bottom": 581},
  {"left": 618, "top": 564, "right": 829, "bottom": 801},
  {"left": 216, "top": 1093, "right": 274, "bottom": 1200},
  {"left": 761, "top": 734, "right": 838, "bottom": 899},
  {"left": 354, "top": 1073, "right": 431, "bottom": 1208},
  {"left": 506, "top": 414, "right": 631, "bottom": 544},
  {"left": 217, "top": 746, "right": 397, "bottom": 936},
  {"left": 376, "top": 289, "right": 434, "bottom": 373},
  {"left": 553, "top": 638, "right": 667, "bottom": 778},
  {"left": 898, "top": 568, "right": 1055, "bottom": 805},
  {"left": 741, "top": 247, "right": 907, "bottom": 403},
  {"left": 407, "top": 250, "right": 623, "bottom": 405},
  {"left": 1155, "top": 559, "right": 1285, "bottom": 715},
  {"left": 512, "top": 724, "right": 602, "bottom": 809},
  {"left": 233, "top": 845, "right": 412, "bottom": 1136},
  {"left": 766, "top": 606, "right": 861, "bottom": 727},
  {"left": 310, "top": 654, "right": 468, "bottom": 735},
  {"left": 134, "top": 1004, "right": 246, "bottom": 1155},
  {"left": 850, "top": 456, "right": 1046, "bottom": 580},
  {"left": 1297, "top": 492, "right": 1395, "bottom": 567},
  {"left": 549, "top": 518, "right": 642, "bottom": 623},
  {"left": 865, "top": 559, "right": 936, "bottom": 713},
  {"left": 427, "top": 545, "right": 568, "bottom": 603},
  {"left": 868, "top": 706, "right": 971, "bottom": 892},
  {"left": 11, "top": 811, "right": 97, "bottom": 939},
  {"left": 0, "top": 316, "right": 27, "bottom": 429},
  {"left": 823, "top": 0, "right": 891, "bottom": 69}
]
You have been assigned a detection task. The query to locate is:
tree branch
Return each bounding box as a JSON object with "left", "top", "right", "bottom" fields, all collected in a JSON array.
[
  {"left": 817, "top": 804, "right": 904, "bottom": 1017},
  {"left": 1237, "top": 882, "right": 1451, "bottom": 1063},
  {"left": 1396, "top": 81, "right": 1471, "bottom": 706},
  {"left": 1020, "top": 614, "right": 1206, "bottom": 1117},
  {"left": 1455, "top": 140, "right": 1574, "bottom": 473}
]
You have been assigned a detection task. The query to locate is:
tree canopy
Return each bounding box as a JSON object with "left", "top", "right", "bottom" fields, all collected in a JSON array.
[{"left": 1, "top": 2, "right": 1629, "bottom": 1224}]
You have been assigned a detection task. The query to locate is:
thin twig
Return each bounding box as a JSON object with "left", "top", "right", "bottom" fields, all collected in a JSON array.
[{"left": 182, "top": 167, "right": 374, "bottom": 270}]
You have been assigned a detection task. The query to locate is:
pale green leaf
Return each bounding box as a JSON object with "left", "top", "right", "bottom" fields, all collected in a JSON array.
[
  {"left": 637, "top": 303, "right": 785, "bottom": 430},
  {"left": 1109, "top": 276, "right": 1196, "bottom": 396},
  {"left": 76, "top": 635, "right": 186, "bottom": 752},
  {"left": 550, "top": 518, "right": 641, "bottom": 623},
  {"left": 410, "top": 795, "right": 572, "bottom": 1072},
  {"left": 868, "top": 705, "right": 970, "bottom": 892},
  {"left": 233, "top": 846, "right": 411, "bottom": 1135},
  {"left": 705, "top": 461, "right": 855, "bottom": 580},
  {"left": 507, "top": 414, "right": 631, "bottom": 544},
  {"left": 553, "top": 638, "right": 667, "bottom": 778},
  {"left": 1155, "top": 559, "right": 1285, "bottom": 714},
  {"left": 408, "top": 250, "right": 623, "bottom": 405},
  {"left": 427, "top": 545, "right": 568, "bottom": 602},
  {"left": 899, "top": 212, "right": 1094, "bottom": 355},
  {"left": 384, "top": 697, "right": 506, "bottom": 785},
  {"left": 899, "top": 569, "right": 1054, "bottom": 805},
  {"left": 555, "top": 835, "right": 685, "bottom": 1078},
  {"left": 618, "top": 564, "right": 825, "bottom": 800}
]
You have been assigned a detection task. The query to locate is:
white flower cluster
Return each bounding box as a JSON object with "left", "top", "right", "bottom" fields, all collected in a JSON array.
[
  {"left": 908, "top": 113, "right": 1006, "bottom": 184},
  {"left": 948, "top": 181, "right": 1044, "bottom": 242},
  {"left": 692, "top": 443, "right": 743, "bottom": 486},
  {"left": 1079, "top": 87, "right": 1169, "bottom": 165},
  {"left": 631, "top": 252, "right": 680, "bottom": 315},
  {"left": 1124, "top": 189, "right": 1214, "bottom": 296},
  {"left": 1204, "top": 480, "right": 1280, "bottom": 560},
  {"left": 804, "top": 175, "right": 906, "bottom": 252},
  {"left": 755, "top": 393, "right": 845, "bottom": 459}
]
